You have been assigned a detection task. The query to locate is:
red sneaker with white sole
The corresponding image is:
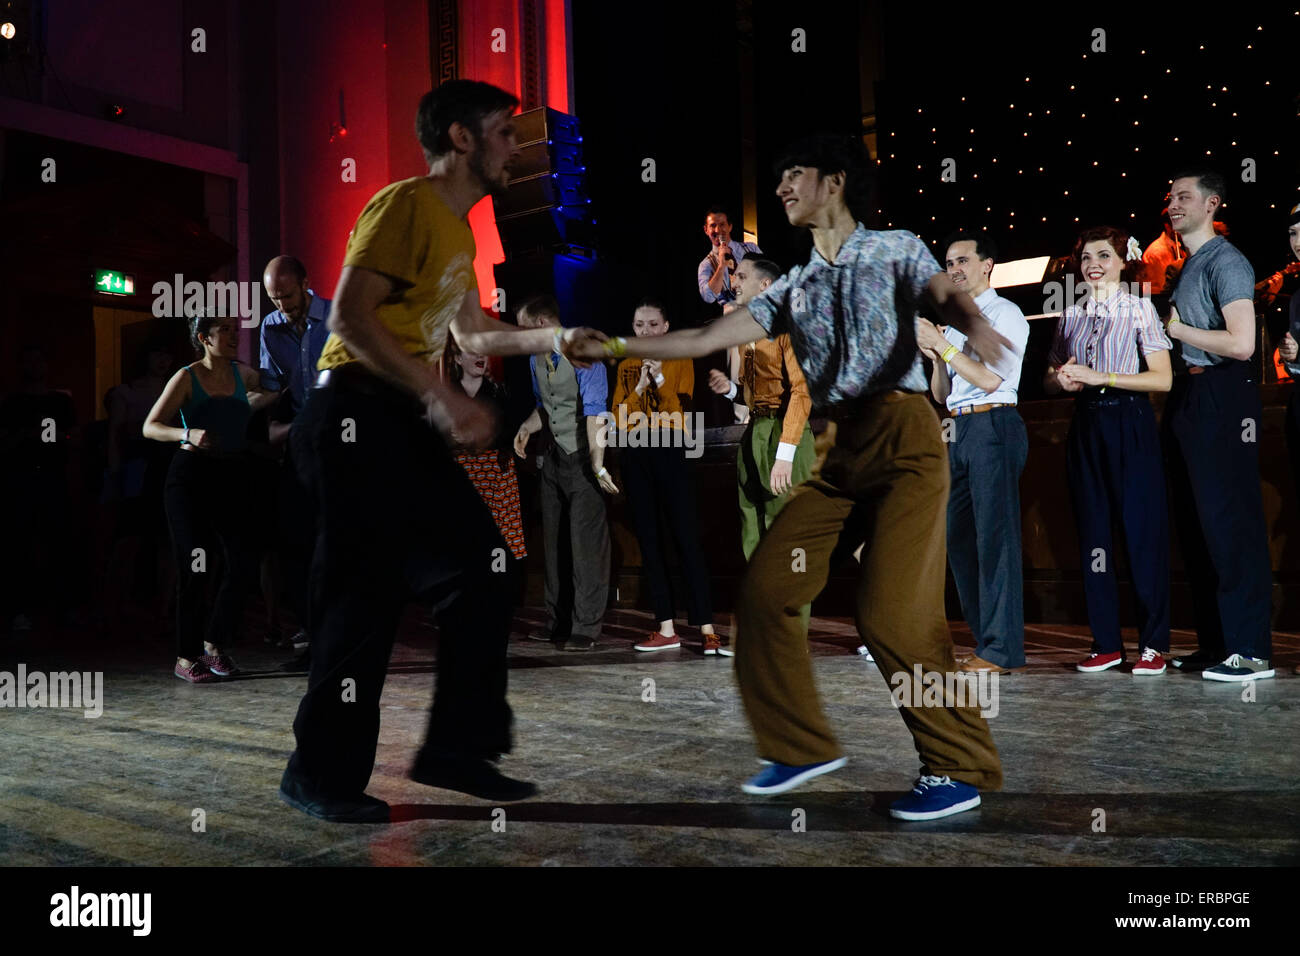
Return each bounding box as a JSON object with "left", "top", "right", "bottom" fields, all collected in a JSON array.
[
  {"left": 1077, "top": 651, "right": 1124, "bottom": 673},
  {"left": 634, "top": 632, "right": 681, "bottom": 652},
  {"left": 1131, "top": 648, "right": 1166, "bottom": 676}
]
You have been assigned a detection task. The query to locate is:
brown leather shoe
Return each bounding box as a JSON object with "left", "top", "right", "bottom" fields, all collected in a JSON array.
[{"left": 957, "top": 654, "right": 1011, "bottom": 674}]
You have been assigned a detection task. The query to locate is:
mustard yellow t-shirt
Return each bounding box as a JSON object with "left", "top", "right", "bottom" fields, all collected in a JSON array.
[{"left": 317, "top": 177, "right": 477, "bottom": 371}]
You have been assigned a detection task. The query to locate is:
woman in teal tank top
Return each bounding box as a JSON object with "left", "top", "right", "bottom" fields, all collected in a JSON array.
[{"left": 143, "top": 315, "right": 273, "bottom": 683}]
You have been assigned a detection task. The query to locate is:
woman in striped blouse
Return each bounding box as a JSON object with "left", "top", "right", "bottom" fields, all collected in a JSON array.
[{"left": 1043, "top": 226, "right": 1174, "bottom": 676}]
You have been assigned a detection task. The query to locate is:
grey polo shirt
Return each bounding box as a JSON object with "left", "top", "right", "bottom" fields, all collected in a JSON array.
[{"left": 1170, "top": 236, "right": 1256, "bottom": 368}]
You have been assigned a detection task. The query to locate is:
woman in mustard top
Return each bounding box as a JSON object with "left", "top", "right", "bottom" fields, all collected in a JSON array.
[{"left": 611, "top": 299, "right": 718, "bottom": 654}]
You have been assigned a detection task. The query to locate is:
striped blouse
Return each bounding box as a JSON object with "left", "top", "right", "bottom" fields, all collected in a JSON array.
[{"left": 1047, "top": 288, "right": 1171, "bottom": 375}]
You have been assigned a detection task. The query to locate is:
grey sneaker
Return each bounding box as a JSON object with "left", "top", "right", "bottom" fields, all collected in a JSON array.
[{"left": 1202, "top": 654, "right": 1274, "bottom": 682}]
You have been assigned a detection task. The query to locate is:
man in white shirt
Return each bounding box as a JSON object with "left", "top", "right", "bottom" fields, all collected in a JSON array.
[{"left": 916, "top": 233, "right": 1030, "bottom": 674}]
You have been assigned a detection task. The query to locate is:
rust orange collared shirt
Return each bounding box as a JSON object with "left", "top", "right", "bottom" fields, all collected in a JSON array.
[{"left": 738, "top": 335, "right": 812, "bottom": 447}]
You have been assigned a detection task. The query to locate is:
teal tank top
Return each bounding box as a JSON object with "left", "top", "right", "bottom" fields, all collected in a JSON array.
[{"left": 179, "top": 361, "right": 250, "bottom": 453}]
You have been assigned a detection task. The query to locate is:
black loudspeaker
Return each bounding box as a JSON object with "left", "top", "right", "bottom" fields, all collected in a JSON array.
[{"left": 495, "top": 107, "right": 596, "bottom": 255}]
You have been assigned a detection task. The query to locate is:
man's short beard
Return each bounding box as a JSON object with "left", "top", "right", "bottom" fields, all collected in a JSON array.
[{"left": 469, "top": 147, "right": 507, "bottom": 198}]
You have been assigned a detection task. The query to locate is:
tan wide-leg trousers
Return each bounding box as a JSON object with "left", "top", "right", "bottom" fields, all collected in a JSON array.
[{"left": 734, "top": 391, "right": 1003, "bottom": 790}]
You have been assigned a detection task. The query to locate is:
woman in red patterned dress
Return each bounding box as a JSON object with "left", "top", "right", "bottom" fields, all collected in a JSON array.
[{"left": 445, "top": 335, "right": 527, "bottom": 581}]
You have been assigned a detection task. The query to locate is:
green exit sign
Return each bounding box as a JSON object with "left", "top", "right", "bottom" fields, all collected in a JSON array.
[{"left": 94, "top": 269, "right": 136, "bottom": 295}]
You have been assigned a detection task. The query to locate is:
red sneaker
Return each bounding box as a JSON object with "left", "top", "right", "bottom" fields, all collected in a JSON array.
[
  {"left": 634, "top": 632, "right": 681, "bottom": 652},
  {"left": 703, "top": 633, "right": 721, "bottom": 655},
  {"left": 1077, "top": 651, "right": 1124, "bottom": 673},
  {"left": 1132, "top": 648, "right": 1166, "bottom": 676}
]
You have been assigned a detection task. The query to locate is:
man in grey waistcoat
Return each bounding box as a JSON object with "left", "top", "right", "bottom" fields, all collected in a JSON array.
[{"left": 513, "top": 294, "right": 616, "bottom": 651}]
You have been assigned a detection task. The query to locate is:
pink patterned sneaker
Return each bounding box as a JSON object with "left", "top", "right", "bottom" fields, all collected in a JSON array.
[
  {"left": 175, "top": 658, "right": 220, "bottom": 683},
  {"left": 198, "top": 654, "right": 240, "bottom": 677}
]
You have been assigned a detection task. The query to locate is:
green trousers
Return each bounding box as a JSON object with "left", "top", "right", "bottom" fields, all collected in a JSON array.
[{"left": 738, "top": 416, "right": 816, "bottom": 629}]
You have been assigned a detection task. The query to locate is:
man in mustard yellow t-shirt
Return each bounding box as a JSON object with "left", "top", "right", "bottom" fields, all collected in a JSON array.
[{"left": 279, "top": 80, "right": 604, "bottom": 824}]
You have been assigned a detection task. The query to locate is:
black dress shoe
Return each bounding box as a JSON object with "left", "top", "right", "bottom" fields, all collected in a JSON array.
[
  {"left": 1172, "top": 650, "right": 1224, "bottom": 671},
  {"left": 278, "top": 648, "right": 311, "bottom": 672},
  {"left": 278, "top": 773, "right": 389, "bottom": 823},
  {"left": 409, "top": 757, "right": 538, "bottom": 801},
  {"left": 562, "top": 635, "right": 596, "bottom": 652}
]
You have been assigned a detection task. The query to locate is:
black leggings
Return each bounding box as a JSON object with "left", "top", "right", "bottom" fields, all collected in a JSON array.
[
  {"left": 163, "top": 450, "right": 257, "bottom": 660},
  {"left": 619, "top": 444, "right": 713, "bottom": 626}
]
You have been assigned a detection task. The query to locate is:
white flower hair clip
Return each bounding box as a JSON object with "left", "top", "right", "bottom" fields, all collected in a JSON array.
[{"left": 1125, "top": 236, "right": 1143, "bottom": 261}]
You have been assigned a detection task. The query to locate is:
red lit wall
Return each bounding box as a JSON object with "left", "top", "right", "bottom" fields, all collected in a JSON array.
[
  {"left": 458, "top": 0, "right": 572, "bottom": 309},
  {"left": 275, "top": 0, "right": 571, "bottom": 307},
  {"left": 275, "top": 0, "right": 429, "bottom": 298}
]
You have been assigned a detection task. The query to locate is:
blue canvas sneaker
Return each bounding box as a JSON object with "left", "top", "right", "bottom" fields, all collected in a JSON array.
[
  {"left": 741, "top": 757, "right": 847, "bottom": 795},
  {"left": 889, "top": 775, "right": 982, "bottom": 820}
]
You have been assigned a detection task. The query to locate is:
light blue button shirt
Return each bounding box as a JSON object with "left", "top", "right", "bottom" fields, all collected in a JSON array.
[
  {"left": 698, "top": 239, "right": 762, "bottom": 304},
  {"left": 259, "top": 292, "right": 332, "bottom": 415},
  {"left": 941, "top": 287, "right": 1029, "bottom": 411}
]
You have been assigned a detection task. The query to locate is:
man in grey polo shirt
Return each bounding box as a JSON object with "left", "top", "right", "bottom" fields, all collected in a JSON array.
[
  {"left": 1162, "top": 168, "right": 1273, "bottom": 682},
  {"left": 514, "top": 294, "right": 615, "bottom": 652},
  {"left": 917, "top": 233, "right": 1030, "bottom": 675}
]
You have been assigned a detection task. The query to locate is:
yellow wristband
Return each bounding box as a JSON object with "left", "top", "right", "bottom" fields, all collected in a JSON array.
[
  {"left": 1108, "top": 372, "right": 1117, "bottom": 388},
  {"left": 603, "top": 336, "right": 628, "bottom": 358},
  {"left": 1168, "top": 314, "right": 1180, "bottom": 326},
  {"left": 941, "top": 344, "right": 959, "bottom": 364}
]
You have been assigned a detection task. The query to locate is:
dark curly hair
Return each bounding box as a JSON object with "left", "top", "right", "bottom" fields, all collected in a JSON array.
[{"left": 188, "top": 314, "right": 224, "bottom": 355}]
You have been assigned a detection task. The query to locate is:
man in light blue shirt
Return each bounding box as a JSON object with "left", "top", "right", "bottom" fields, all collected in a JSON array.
[
  {"left": 258, "top": 255, "right": 331, "bottom": 666},
  {"left": 918, "top": 233, "right": 1030, "bottom": 675},
  {"left": 260, "top": 255, "right": 332, "bottom": 439},
  {"left": 513, "top": 294, "right": 614, "bottom": 652},
  {"left": 698, "top": 205, "right": 762, "bottom": 305}
]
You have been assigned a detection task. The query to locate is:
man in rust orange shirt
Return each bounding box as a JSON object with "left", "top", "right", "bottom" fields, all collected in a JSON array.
[{"left": 709, "top": 258, "right": 815, "bottom": 654}]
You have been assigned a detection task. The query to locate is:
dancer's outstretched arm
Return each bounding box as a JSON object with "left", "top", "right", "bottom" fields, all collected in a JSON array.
[
  {"left": 450, "top": 290, "right": 604, "bottom": 362},
  {"left": 570, "top": 307, "right": 767, "bottom": 363}
]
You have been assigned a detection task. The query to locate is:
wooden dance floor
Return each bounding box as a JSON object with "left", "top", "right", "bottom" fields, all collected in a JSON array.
[{"left": 3, "top": 609, "right": 1298, "bottom": 866}]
